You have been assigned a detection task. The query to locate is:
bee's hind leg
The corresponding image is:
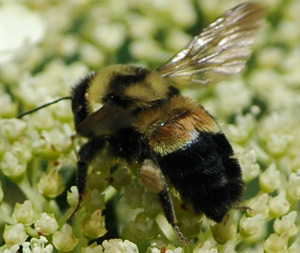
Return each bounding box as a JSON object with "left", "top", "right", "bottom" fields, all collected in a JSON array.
[{"left": 140, "top": 159, "right": 189, "bottom": 243}]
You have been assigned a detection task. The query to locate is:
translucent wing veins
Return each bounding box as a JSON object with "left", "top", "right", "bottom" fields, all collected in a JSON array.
[{"left": 157, "top": 2, "right": 265, "bottom": 88}]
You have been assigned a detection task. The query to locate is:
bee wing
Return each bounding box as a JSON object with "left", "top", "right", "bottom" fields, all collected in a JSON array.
[{"left": 157, "top": 2, "right": 265, "bottom": 88}]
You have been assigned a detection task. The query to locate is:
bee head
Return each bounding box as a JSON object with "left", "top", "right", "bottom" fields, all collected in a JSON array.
[{"left": 71, "top": 65, "right": 175, "bottom": 137}]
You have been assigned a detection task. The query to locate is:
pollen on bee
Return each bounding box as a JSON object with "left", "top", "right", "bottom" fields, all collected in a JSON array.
[
  {"left": 85, "top": 92, "right": 90, "bottom": 102},
  {"left": 140, "top": 159, "right": 165, "bottom": 194}
]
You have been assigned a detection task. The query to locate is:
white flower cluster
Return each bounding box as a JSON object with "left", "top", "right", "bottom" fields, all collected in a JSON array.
[{"left": 0, "top": 0, "right": 300, "bottom": 252}]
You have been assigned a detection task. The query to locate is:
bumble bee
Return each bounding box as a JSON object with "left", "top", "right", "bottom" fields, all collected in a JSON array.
[{"left": 18, "top": 2, "right": 264, "bottom": 242}]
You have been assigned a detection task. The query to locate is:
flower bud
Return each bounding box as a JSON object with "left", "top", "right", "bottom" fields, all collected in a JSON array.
[
  {"left": 288, "top": 236, "right": 300, "bottom": 252},
  {"left": 3, "top": 245, "right": 19, "bottom": 253},
  {"left": 12, "top": 200, "right": 38, "bottom": 225},
  {"left": 227, "top": 113, "right": 256, "bottom": 144},
  {"left": 247, "top": 193, "right": 269, "bottom": 218},
  {"left": 82, "top": 209, "right": 107, "bottom": 239},
  {"left": 237, "top": 150, "right": 260, "bottom": 183},
  {"left": 239, "top": 214, "right": 264, "bottom": 237},
  {"left": 94, "top": 24, "right": 126, "bottom": 52},
  {"left": 143, "top": 192, "right": 162, "bottom": 219},
  {"left": 259, "top": 163, "right": 280, "bottom": 193},
  {"left": 120, "top": 179, "right": 144, "bottom": 209},
  {"left": 266, "top": 134, "right": 292, "bottom": 158},
  {"left": 122, "top": 212, "right": 158, "bottom": 242},
  {"left": 211, "top": 212, "right": 237, "bottom": 244},
  {"left": 32, "top": 112, "right": 55, "bottom": 131},
  {"left": 22, "top": 236, "right": 54, "bottom": 253},
  {"left": 82, "top": 242, "right": 103, "bottom": 253},
  {"left": 263, "top": 233, "right": 289, "bottom": 252},
  {"left": 46, "top": 128, "right": 72, "bottom": 153},
  {"left": 3, "top": 223, "right": 28, "bottom": 245},
  {"left": 39, "top": 130, "right": 60, "bottom": 160},
  {"left": 34, "top": 212, "right": 59, "bottom": 235},
  {"left": 2, "top": 119, "right": 27, "bottom": 142},
  {"left": 269, "top": 192, "right": 290, "bottom": 218},
  {"left": 194, "top": 241, "right": 218, "bottom": 252},
  {"left": 1, "top": 152, "right": 27, "bottom": 181},
  {"left": 52, "top": 224, "right": 79, "bottom": 252},
  {"left": 287, "top": 170, "right": 300, "bottom": 200},
  {"left": 274, "top": 211, "right": 298, "bottom": 236},
  {"left": 86, "top": 189, "right": 105, "bottom": 212},
  {"left": 31, "top": 136, "right": 47, "bottom": 155},
  {"left": 37, "top": 169, "right": 65, "bottom": 198},
  {"left": 67, "top": 186, "right": 79, "bottom": 208},
  {"left": 0, "top": 94, "right": 18, "bottom": 118},
  {"left": 110, "top": 167, "right": 131, "bottom": 190},
  {"left": 102, "top": 239, "right": 138, "bottom": 252},
  {"left": 87, "top": 168, "right": 108, "bottom": 192}
]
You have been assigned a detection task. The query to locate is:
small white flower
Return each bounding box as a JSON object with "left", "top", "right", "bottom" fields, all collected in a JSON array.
[
  {"left": 37, "top": 169, "right": 65, "bottom": 199},
  {"left": 30, "top": 236, "right": 54, "bottom": 253},
  {"left": 22, "top": 236, "right": 54, "bottom": 253},
  {"left": 3, "top": 223, "right": 28, "bottom": 245},
  {"left": 82, "top": 242, "right": 103, "bottom": 253},
  {"left": 238, "top": 150, "right": 260, "bottom": 183},
  {"left": 194, "top": 240, "right": 218, "bottom": 253},
  {"left": 3, "top": 244, "right": 20, "bottom": 253},
  {"left": 67, "top": 186, "right": 79, "bottom": 208},
  {"left": 93, "top": 23, "right": 126, "bottom": 51},
  {"left": 1, "top": 119, "right": 27, "bottom": 142},
  {"left": 52, "top": 224, "right": 79, "bottom": 252},
  {"left": 259, "top": 163, "right": 281, "bottom": 193},
  {"left": 269, "top": 192, "right": 290, "bottom": 218},
  {"left": 102, "top": 239, "right": 138, "bottom": 252},
  {"left": 264, "top": 233, "right": 289, "bottom": 253},
  {"left": 274, "top": 211, "right": 298, "bottom": 237},
  {"left": 239, "top": 214, "right": 264, "bottom": 237},
  {"left": 287, "top": 170, "right": 300, "bottom": 200},
  {"left": 0, "top": 4, "right": 46, "bottom": 64},
  {"left": 12, "top": 200, "right": 38, "bottom": 225},
  {"left": 247, "top": 193, "right": 269, "bottom": 218},
  {"left": 0, "top": 152, "right": 27, "bottom": 180},
  {"left": 34, "top": 213, "right": 59, "bottom": 235},
  {"left": 82, "top": 209, "right": 107, "bottom": 239}
]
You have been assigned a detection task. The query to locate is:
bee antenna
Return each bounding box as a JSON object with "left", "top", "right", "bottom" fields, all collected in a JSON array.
[{"left": 17, "top": 96, "right": 72, "bottom": 119}]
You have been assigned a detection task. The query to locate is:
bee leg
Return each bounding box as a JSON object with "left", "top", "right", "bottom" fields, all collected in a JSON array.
[
  {"left": 67, "top": 137, "right": 107, "bottom": 222},
  {"left": 159, "top": 189, "right": 189, "bottom": 243},
  {"left": 140, "top": 159, "right": 189, "bottom": 243},
  {"left": 236, "top": 205, "right": 252, "bottom": 211}
]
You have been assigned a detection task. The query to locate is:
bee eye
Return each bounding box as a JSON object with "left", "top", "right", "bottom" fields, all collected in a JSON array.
[
  {"left": 108, "top": 94, "right": 115, "bottom": 100},
  {"left": 104, "top": 94, "right": 123, "bottom": 105},
  {"left": 104, "top": 94, "right": 116, "bottom": 104},
  {"left": 103, "top": 94, "right": 132, "bottom": 108}
]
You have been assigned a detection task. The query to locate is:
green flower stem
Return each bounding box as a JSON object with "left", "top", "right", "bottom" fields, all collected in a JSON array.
[
  {"left": 31, "top": 158, "right": 42, "bottom": 186},
  {"left": 18, "top": 178, "right": 45, "bottom": 211},
  {"left": 44, "top": 199, "right": 61, "bottom": 219},
  {"left": 0, "top": 207, "right": 14, "bottom": 224},
  {"left": 25, "top": 225, "right": 39, "bottom": 238},
  {"left": 73, "top": 214, "right": 89, "bottom": 249}
]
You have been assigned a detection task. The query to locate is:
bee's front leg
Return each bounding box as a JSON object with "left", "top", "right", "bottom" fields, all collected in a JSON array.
[{"left": 68, "top": 137, "right": 108, "bottom": 222}]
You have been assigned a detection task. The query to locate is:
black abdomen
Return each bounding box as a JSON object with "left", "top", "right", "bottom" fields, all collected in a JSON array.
[{"left": 159, "top": 131, "right": 243, "bottom": 222}]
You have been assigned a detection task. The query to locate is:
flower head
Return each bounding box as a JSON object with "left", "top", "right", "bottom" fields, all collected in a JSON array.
[{"left": 1, "top": 0, "right": 300, "bottom": 252}]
